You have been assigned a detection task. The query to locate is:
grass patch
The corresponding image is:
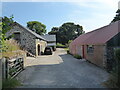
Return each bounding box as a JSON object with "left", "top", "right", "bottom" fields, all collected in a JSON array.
[
  {"left": 56, "top": 43, "right": 67, "bottom": 48},
  {"left": 1, "top": 39, "right": 25, "bottom": 59},
  {"left": 2, "top": 78, "right": 22, "bottom": 89},
  {"left": 64, "top": 48, "right": 69, "bottom": 51},
  {"left": 74, "top": 54, "right": 82, "bottom": 59}
]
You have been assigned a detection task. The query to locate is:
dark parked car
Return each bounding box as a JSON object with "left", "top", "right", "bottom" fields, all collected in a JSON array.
[
  {"left": 44, "top": 47, "right": 53, "bottom": 55},
  {"left": 51, "top": 46, "right": 56, "bottom": 51}
]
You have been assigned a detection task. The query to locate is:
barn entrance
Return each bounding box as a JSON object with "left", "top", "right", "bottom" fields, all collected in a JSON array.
[
  {"left": 82, "top": 45, "right": 85, "bottom": 58},
  {"left": 37, "top": 44, "right": 41, "bottom": 56},
  {"left": 14, "top": 32, "right": 21, "bottom": 43}
]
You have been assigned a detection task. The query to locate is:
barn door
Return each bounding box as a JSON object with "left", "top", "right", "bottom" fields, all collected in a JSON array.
[
  {"left": 82, "top": 45, "right": 85, "bottom": 58},
  {"left": 37, "top": 44, "right": 41, "bottom": 56}
]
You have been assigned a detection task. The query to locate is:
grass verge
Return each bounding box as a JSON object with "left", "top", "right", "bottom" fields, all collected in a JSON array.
[{"left": 2, "top": 78, "right": 22, "bottom": 89}]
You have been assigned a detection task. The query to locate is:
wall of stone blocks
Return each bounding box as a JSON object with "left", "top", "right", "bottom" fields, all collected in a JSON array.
[{"left": 6, "top": 25, "right": 36, "bottom": 55}]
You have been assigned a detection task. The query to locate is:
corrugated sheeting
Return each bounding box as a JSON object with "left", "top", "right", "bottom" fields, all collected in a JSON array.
[{"left": 69, "top": 20, "right": 120, "bottom": 55}]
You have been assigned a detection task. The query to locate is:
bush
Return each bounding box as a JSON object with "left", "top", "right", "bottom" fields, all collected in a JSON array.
[
  {"left": 74, "top": 54, "right": 82, "bottom": 59},
  {"left": 1, "top": 39, "right": 25, "bottom": 59},
  {"left": 2, "top": 77, "right": 21, "bottom": 89}
]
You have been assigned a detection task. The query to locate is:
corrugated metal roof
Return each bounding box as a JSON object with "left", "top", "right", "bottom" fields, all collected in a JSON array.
[
  {"left": 41, "top": 34, "right": 56, "bottom": 42},
  {"left": 14, "top": 22, "right": 46, "bottom": 41},
  {"left": 71, "top": 20, "right": 120, "bottom": 45}
]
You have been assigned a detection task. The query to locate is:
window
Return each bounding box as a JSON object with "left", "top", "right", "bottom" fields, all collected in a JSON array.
[{"left": 87, "top": 45, "right": 94, "bottom": 53}]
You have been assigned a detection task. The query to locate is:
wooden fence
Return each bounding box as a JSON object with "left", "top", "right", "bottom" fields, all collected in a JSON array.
[{"left": 2, "top": 57, "right": 24, "bottom": 80}]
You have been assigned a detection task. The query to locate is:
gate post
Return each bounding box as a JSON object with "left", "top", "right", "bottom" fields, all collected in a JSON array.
[{"left": 0, "top": 59, "right": 2, "bottom": 90}]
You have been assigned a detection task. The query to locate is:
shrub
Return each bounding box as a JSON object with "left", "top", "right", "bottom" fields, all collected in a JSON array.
[
  {"left": 74, "top": 54, "right": 82, "bottom": 59},
  {"left": 1, "top": 39, "right": 25, "bottom": 59}
]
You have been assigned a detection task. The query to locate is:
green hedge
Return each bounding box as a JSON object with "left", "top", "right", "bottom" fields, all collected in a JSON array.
[{"left": 74, "top": 54, "right": 82, "bottom": 59}]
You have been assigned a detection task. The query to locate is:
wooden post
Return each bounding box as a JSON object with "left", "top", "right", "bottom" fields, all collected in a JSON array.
[{"left": 2, "top": 58, "right": 5, "bottom": 80}]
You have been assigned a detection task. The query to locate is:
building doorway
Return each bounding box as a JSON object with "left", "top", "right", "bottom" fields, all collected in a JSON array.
[
  {"left": 37, "top": 44, "right": 41, "bottom": 56},
  {"left": 82, "top": 45, "right": 85, "bottom": 58},
  {"left": 14, "top": 32, "right": 21, "bottom": 43}
]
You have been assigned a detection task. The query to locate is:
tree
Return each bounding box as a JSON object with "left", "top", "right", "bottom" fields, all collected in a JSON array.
[
  {"left": 27, "top": 21, "right": 46, "bottom": 35},
  {"left": 1, "top": 16, "right": 14, "bottom": 52},
  {"left": 48, "top": 27, "right": 59, "bottom": 35},
  {"left": 111, "top": 9, "right": 120, "bottom": 23},
  {"left": 2, "top": 16, "right": 14, "bottom": 39},
  {"left": 48, "top": 22, "right": 84, "bottom": 45}
]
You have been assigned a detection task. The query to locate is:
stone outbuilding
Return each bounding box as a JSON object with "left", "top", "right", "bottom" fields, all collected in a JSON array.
[
  {"left": 6, "top": 22, "right": 47, "bottom": 57},
  {"left": 41, "top": 34, "right": 56, "bottom": 49},
  {"left": 69, "top": 21, "right": 120, "bottom": 71}
]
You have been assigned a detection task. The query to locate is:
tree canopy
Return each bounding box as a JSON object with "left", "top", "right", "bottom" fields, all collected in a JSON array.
[
  {"left": 48, "top": 22, "right": 85, "bottom": 45},
  {"left": 27, "top": 21, "right": 46, "bottom": 35},
  {"left": 48, "top": 27, "right": 59, "bottom": 35},
  {"left": 1, "top": 16, "right": 15, "bottom": 52},
  {"left": 111, "top": 9, "right": 120, "bottom": 23},
  {"left": 1, "top": 16, "right": 14, "bottom": 41}
]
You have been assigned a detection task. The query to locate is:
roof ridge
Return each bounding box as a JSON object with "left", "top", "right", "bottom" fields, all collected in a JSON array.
[{"left": 14, "top": 22, "right": 46, "bottom": 41}]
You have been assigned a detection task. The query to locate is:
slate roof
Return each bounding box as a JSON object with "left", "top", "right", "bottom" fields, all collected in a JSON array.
[
  {"left": 71, "top": 20, "right": 120, "bottom": 45},
  {"left": 41, "top": 34, "right": 56, "bottom": 42},
  {"left": 14, "top": 22, "right": 46, "bottom": 41}
]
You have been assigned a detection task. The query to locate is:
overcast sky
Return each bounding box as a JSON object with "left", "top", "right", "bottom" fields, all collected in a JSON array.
[{"left": 1, "top": 0, "right": 119, "bottom": 33}]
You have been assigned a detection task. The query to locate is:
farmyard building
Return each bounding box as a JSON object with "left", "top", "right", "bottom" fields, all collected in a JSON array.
[{"left": 6, "top": 22, "right": 47, "bottom": 57}]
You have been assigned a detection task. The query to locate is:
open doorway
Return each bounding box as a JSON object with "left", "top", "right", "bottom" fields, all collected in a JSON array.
[
  {"left": 82, "top": 45, "right": 85, "bottom": 58},
  {"left": 14, "top": 32, "right": 21, "bottom": 43},
  {"left": 37, "top": 44, "right": 41, "bottom": 56}
]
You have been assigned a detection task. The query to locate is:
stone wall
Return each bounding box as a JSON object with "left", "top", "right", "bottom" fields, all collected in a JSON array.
[
  {"left": 106, "top": 47, "right": 117, "bottom": 71},
  {"left": 6, "top": 25, "right": 36, "bottom": 55}
]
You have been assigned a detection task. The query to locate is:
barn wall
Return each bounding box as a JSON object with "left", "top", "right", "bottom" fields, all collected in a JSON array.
[
  {"left": 106, "top": 32, "right": 120, "bottom": 71},
  {"left": 6, "top": 25, "right": 36, "bottom": 55},
  {"left": 84, "top": 45, "right": 107, "bottom": 68},
  {"left": 107, "top": 32, "right": 120, "bottom": 47},
  {"left": 36, "top": 39, "right": 47, "bottom": 56},
  {"left": 76, "top": 45, "right": 83, "bottom": 57}
]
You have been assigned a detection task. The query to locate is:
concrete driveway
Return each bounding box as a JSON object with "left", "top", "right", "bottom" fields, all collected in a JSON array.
[{"left": 17, "top": 48, "right": 109, "bottom": 88}]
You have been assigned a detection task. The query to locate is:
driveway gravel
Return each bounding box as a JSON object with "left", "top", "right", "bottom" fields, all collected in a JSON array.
[{"left": 17, "top": 48, "right": 109, "bottom": 88}]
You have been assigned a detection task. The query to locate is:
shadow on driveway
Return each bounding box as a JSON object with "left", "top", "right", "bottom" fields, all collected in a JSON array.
[{"left": 16, "top": 53, "right": 109, "bottom": 88}]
